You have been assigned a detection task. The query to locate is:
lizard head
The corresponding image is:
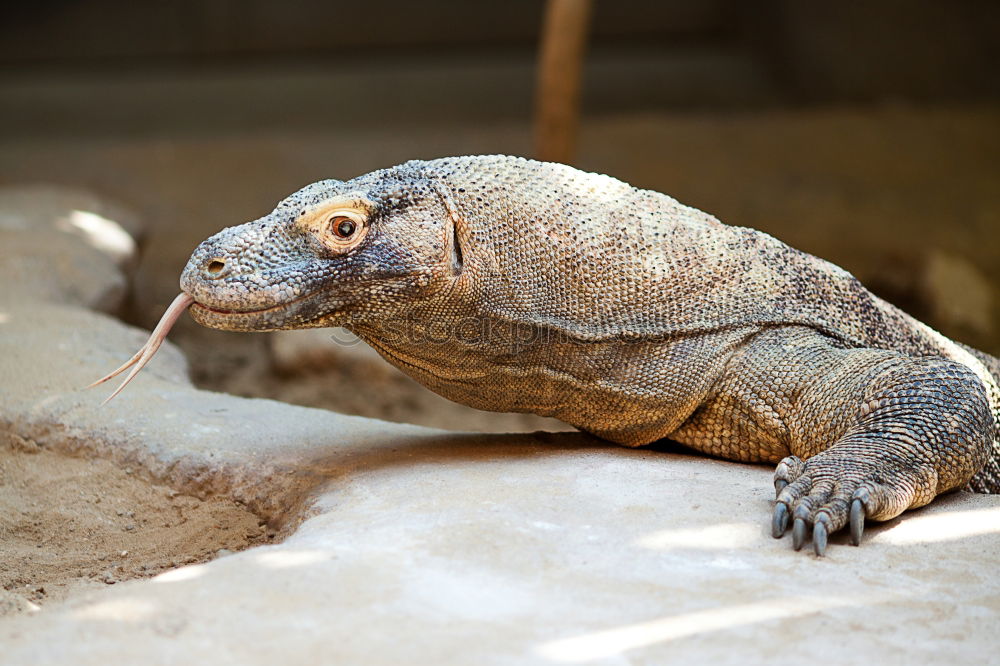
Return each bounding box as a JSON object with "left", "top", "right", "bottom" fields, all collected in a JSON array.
[{"left": 179, "top": 167, "right": 459, "bottom": 332}]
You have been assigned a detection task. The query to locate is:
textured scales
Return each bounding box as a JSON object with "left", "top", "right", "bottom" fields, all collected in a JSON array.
[{"left": 110, "top": 155, "right": 1000, "bottom": 555}]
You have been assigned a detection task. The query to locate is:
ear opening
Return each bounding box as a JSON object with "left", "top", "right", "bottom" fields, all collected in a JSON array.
[
  {"left": 431, "top": 181, "right": 465, "bottom": 277},
  {"left": 450, "top": 213, "right": 464, "bottom": 275}
]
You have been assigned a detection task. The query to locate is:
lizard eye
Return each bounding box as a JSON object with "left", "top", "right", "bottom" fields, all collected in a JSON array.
[
  {"left": 330, "top": 216, "right": 357, "bottom": 239},
  {"left": 303, "top": 202, "right": 371, "bottom": 253}
]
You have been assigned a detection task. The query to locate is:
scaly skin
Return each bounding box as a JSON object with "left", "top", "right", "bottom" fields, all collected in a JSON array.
[{"left": 177, "top": 155, "right": 1000, "bottom": 556}]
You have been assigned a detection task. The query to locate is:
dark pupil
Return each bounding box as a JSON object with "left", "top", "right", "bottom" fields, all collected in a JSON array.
[{"left": 335, "top": 219, "right": 356, "bottom": 238}]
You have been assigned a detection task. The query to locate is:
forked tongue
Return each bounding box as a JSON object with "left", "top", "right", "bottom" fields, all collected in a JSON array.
[{"left": 87, "top": 292, "right": 195, "bottom": 404}]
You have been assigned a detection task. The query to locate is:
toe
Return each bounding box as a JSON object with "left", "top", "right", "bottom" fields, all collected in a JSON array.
[
  {"left": 774, "top": 478, "right": 788, "bottom": 496},
  {"left": 792, "top": 516, "right": 807, "bottom": 550},
  {"left": 850, "top": 497, "right": 866, "bottom": 546},
  {"left": 774, "top": 455, "right": 805, "bottom": 491},
  {"left": 771, "top": 502, "right": 789, "bottom": 538},
  {"left": 813, "top": 518, "right": 829, "bottom": 557}
]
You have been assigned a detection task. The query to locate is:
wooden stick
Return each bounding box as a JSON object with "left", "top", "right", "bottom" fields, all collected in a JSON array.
[{"left": 534, "top": 0, "right": 593, "bottom": 165}]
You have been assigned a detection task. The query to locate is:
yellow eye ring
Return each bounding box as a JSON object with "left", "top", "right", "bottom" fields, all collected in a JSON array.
[{"left": 314, "top": 209, "right": 368, "bottom": 251}]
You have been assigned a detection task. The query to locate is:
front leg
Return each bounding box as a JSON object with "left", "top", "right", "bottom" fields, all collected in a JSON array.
[{"left": 669, "top": 327, "right": 993, "bottom": 556}]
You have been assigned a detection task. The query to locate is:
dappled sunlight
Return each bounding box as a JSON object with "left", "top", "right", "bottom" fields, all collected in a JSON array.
[
  {"left": 873, "top": 506, "right": 1000, "bottom": 545},
  {"left": 153, "top": 563, "right": 209, "bottom": 583},
  {"left": 73, "top": 597, "right": 158, "bottom": 622},
  {"left": 55, "top": 209, "right": 135, "bottom": 262},
  {"left": 536, "top": 595, "right": 867, "bottom": 662},
  {"left": 0, "top": 311, "right": 8, "bottom": 324},
  {"left": 635, "top": 522, "right": 759, "bottom": 551},
  {"left": 255, "top": 549, "right": 329, "bottom": 569}
]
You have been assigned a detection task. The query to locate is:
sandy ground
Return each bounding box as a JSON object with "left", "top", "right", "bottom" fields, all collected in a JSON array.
[{"left": 0, "top": 434, "right": 274, "bottom": 615}]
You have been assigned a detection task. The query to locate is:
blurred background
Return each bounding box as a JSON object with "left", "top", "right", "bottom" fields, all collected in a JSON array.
[{"left": 1, "top": 0, "right": 997, "bottom": 430}]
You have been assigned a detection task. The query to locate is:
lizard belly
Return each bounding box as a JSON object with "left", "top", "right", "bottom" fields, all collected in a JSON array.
[{"left": 357, "top": 326, "right": 755, "bottom": 447}]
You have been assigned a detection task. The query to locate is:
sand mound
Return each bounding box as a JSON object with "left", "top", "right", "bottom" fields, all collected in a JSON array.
[{"left": 0, "top": 434, "right": 273, "bottom": 615}]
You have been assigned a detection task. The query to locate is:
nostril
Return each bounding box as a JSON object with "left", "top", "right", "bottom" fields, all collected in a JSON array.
[{"left": 206, "top": 259, "right": 226, "bottom": 275}]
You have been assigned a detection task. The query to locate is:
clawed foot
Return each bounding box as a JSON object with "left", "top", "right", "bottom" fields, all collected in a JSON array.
[
  {"left": 769, "top": 453, "right": 929, "bottom": 556},
  {"left": 770, "top": 487, "right": 864, "bottom": 556}
]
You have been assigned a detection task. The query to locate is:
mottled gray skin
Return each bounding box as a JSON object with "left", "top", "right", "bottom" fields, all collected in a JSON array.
[{"left": 181, "top": 155, "right": 999, "bottom": 555}]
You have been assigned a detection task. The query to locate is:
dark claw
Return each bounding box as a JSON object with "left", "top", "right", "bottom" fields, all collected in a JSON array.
[
  {"left": 850, "top": 498, "right": 865, "bottom": 546},
  {"left": 772, "top": 502, "right": 789, "bottom": 538},
  {"left": 813, "top": 521, "right": 828, "bottom": 557},
  {"left": 774, "top": 479, "right": 788, "bottom": 496},
  {"left": 792, "top": 517, "right": 807, "bottom": 551}
]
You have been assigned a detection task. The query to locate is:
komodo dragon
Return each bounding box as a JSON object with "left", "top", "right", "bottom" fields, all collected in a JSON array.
[{"left": 92, "top": 155, "right": 1000, "bottom": 556}]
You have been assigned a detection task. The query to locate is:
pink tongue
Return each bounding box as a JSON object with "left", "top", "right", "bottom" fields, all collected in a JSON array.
[{"left": 88, "top": 292, "right": 195, "bottom": 404}]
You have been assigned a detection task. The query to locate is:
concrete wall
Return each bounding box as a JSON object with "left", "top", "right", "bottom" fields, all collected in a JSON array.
[{"left": 3, "top": 1, "right": 997, "bottom": 106}]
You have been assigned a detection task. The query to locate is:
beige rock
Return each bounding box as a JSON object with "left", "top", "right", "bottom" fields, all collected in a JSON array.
[
  {"left": 0, "top": 590, "right": 39, "bottom": 617},
  {"left": 269, "top": 327, "right": 391, "bottom": 376},
  {"left": 0, "top": 184, "right": 142, "bottom": 268},
  {"left": 0, "top": 185, "right": 143, "bottom": 312},
  {"left": 0, "top": 230, "right": 126, "bottom": 311}
]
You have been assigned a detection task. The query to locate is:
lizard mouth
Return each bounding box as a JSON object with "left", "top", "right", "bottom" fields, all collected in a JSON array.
[
  {"left": 185, "top": 281, "right": 324, "bottom": 318},
  {"left": 88, "top": 289, "right": 336, "bottom": 403},
  {"left": 188, "top": 292, "right": 329, "bottom": 331},
  {"left": 190, "top": 297, "right": 303, "bottom": 317}
]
